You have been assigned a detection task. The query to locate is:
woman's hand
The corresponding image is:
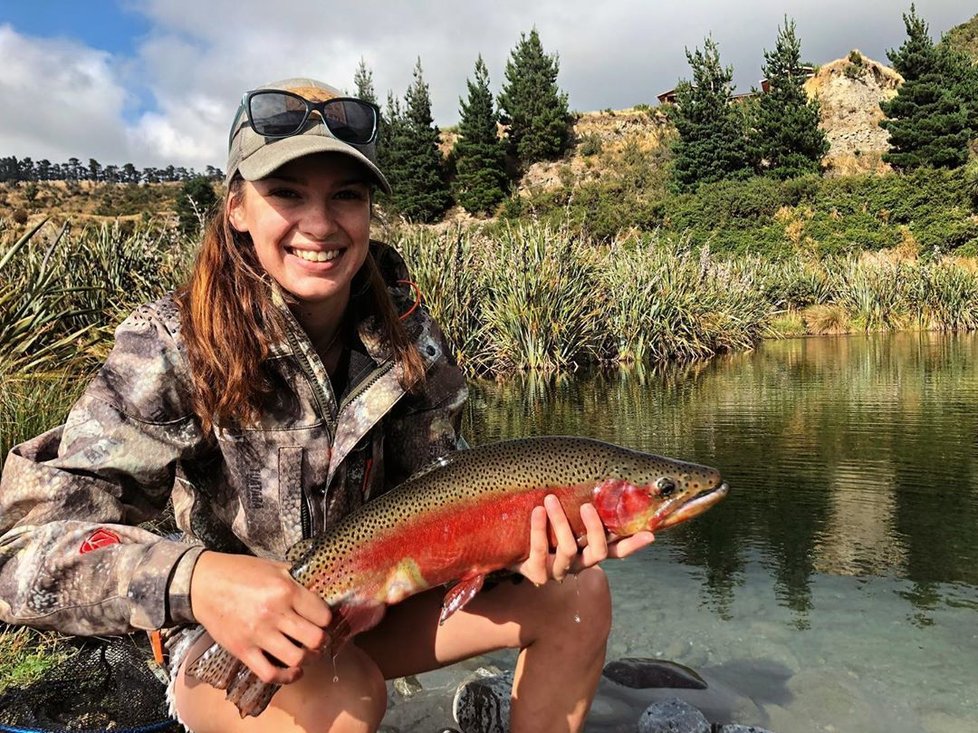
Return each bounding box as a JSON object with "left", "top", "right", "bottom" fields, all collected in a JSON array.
[
  {"left": 189, "top": 551, "right": 332, "bottom": 685},
  {"left": 516, "top": 495, "right": 655, "bottom": 585}
]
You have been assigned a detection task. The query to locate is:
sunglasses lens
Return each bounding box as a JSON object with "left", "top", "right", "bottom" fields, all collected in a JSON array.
[
  {"left": 322, "top": 100, "right": 377, "bottom": 144},
  {"left": 248, "top": 92, "right": 309, "bottom": 137}
]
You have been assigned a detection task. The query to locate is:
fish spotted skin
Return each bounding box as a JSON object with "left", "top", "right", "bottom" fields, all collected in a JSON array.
[{"left": 185, "top": 436, "right": 727, "bottom": 717}]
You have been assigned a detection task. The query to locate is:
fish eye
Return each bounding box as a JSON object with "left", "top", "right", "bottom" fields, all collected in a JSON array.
[{"left": 656, "top": 477, "right": 677, "bottom": 497}]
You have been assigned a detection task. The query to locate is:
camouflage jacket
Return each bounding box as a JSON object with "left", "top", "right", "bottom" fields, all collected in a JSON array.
[{"left": 0, "top": 243, "right": 467, "bottom": 636}]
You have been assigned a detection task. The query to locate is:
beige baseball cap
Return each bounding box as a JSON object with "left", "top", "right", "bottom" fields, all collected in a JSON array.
[{"left": 226, "top": 77, "right": 391, "bottom": 193}]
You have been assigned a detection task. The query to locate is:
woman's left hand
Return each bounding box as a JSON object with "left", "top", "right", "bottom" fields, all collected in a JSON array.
[{"left": 515, "top": 494, "right": 655, "bottom": 585}]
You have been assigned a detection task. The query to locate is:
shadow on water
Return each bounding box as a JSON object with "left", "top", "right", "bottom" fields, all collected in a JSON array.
[{"left": 463, "top": 332, "right": 978, "bottom": 624}]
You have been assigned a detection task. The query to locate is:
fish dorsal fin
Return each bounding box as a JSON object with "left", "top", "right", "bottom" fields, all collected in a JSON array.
[{"left": 286, "top": 538, "right": 316, "bottom": 565}]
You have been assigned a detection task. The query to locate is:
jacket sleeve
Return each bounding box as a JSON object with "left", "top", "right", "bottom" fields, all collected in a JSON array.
[
  {"left": 383, "top": 313, "right": 468, "bottom": 489},
  {"left": 0, "top": 303, "right": 208, "bottom": 635}
]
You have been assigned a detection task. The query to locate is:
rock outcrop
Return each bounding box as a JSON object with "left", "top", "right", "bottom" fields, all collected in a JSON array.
[{"left": 804, "top": 50, "right": 904, "bottom": 176}]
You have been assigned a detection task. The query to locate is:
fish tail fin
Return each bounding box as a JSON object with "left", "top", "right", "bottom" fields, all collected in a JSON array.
[{"left": 185, "top": 641, "right": 280, "bottom": 718}]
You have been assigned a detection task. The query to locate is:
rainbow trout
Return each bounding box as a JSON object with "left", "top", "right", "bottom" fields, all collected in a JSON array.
[{"left": 186, "top": 436, "right": 728, "bottom": 717}]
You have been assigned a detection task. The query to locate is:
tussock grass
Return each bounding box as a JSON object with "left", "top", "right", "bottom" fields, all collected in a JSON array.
[{"left": 0, "top": 625, "right": 73, "bottom": 695}]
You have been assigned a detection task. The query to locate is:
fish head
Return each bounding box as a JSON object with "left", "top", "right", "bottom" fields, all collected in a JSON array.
[{"left": 593, "top": 454, "right": 728, "bottom": 536}]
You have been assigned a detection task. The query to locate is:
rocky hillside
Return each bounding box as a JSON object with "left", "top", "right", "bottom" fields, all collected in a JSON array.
[
  {"left": 513, "top": 50, "right": 904, "bottom": 194},
  {"left": 804, "top": 50, "right": 903, "bottom": 176},
  {"left": 519, "top": 106, "right": 672, "bottom": 193},
  {"left": 944, "top": 12, "right": 978, "bottom": 61}
]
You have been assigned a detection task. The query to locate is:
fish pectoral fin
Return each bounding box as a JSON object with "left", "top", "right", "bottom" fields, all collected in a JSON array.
[
  {"left": 328, "top": 601, "right": 388, "bottom": 653},
  {"left": 439, "top": 572, "right": 486, "bottom": 625}
]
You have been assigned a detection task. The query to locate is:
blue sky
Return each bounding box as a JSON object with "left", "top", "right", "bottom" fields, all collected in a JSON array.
[
  {"left": 0, "top": 0, "right": 971, "bottom": 171},
  {"left": 0, "top": 1, "right": 149, "bottom": 55}
]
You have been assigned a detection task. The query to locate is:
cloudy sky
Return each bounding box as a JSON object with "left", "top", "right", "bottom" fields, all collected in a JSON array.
[{"left": 0, "top": 0, "right": 970, "bottom": 172}]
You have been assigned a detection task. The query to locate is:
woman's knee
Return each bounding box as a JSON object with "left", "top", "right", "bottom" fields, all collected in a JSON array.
[
  {"left": 523, "top": 566, "right": 612, "bottom": 645},
  {"left": 572, "top": 566, "right": 613, "bottom": 642}
]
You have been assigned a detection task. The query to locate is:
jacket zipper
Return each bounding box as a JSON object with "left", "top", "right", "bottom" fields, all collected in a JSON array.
[
  {"left": 281, "top": 321, "right": 335, "bottom": 541},
  {"left": 338, "top": 360, "right": 395, "bottom": 411}
]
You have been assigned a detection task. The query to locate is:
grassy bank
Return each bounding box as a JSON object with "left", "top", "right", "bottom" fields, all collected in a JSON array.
[
  {"left": 3, "top": 215, "right": 978, "bottom": 381},
  {"left": 390, "top": 223, "right": 978, "bottom": 372}
]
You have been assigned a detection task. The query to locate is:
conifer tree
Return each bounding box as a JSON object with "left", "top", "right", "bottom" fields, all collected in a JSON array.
[
  {"left": 377, "top": 91, "right": 405, "bottom": 187},
  {"left": 751, "top": 18, "right": 828, "bottom": 178},
  {"left": 497, "top": 28, "right": 570, "bottom": 166},
  {"left": 670, "top": 37, "right": 753, "bottom": 190},
  {"left": 880, "top": 5, "right": 972, "bottom": 170},
  {"left": 353, "top": 58, "right": 376, "bottom": 104},
  {"left": 454, "top": 56, "right": 509, "bottom": 215},
  {"left": 384, "top": 59, "right": 452, "bottom": 222}
]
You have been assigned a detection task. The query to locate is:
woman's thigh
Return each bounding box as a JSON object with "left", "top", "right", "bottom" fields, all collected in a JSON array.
[{"left": 358, "top": 566, "right": 611, "bottom": 680}]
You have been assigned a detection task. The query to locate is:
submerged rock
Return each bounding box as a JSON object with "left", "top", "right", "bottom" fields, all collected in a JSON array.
[
  {"left": 714, "top": 725, "right": 776, "bottom": 733},
  {"left": 637, "top": 697, "right": 710, "bottom": 733},
  {"left": 452, "top": 668, "right": 513, "bottom": 733},
  {"left": 603, "top": 658, "right": 708, "bottom": 690},
  {"left": 392, "top": 675, "right": 424, "bottom": 698}
]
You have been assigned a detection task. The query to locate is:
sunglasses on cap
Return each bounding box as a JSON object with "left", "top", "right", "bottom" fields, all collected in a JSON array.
[{"left": 230, "top": 90, "right": 380, "bottom": 147}]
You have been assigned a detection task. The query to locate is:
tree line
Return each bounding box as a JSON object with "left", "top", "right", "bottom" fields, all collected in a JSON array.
[
  {"left": 357, "top": 27, "right": 570, "bottom": 223},
  {"left": 670, "top": 5, "right": 978, "bottom": 191},
  {"left": 0, "top": 156, "right": 223, "bottom": 185},
  {"left": 357, "top": 6, "right": 977, "bottom": 224}
]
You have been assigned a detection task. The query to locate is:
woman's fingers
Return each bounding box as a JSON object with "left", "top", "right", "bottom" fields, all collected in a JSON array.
[
  {"left": 515, "top": 505, "right": 551, "bottom": 585},
  {"left": 576, "top": 502, "right": 610, "bottom": 570},
  {"left": 278, "top": 612, "right": 329, "bottom": 654},
  {"left": 606, "top": 531, "right": 655, "bottom": 559},
  {"left": 544, "top": 495, "right": 578, "bottom": 582},
  {"left": 291, "top": 586, "right": 333, "bottom": 630},
  {"left": 516, "top": 499, "right": 657, "bottom": 586},
  {"left": 241, "top": 645, "right": 303, "bottom": 686}
]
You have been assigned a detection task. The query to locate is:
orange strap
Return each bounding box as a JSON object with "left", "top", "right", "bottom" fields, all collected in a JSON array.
[
  {"left": 148, "top": 630, "right": 166, "bottom": 666},
  {"left": 397, "top": 279, "right": 423, "bottom": 320}
]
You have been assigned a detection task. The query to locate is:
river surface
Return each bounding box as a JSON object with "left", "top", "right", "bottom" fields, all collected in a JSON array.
[{"left": 460, "top": 332, "right": 978, "bottom": 733}]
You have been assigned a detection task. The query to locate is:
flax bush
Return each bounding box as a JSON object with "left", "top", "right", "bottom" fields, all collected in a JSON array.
[
  {"left": 481, "top": 223, "right": 604, "bottom": 371},
  {"left": 0, "top": 219, "right": 193, "bottom": 371},
  {"left": 914, "top": 259, "right": 978, "bottom": 331},
  {"left": 599, "top": 237, "right": 772, "bottom": 363},
  {"left": 387, "top": 225, "right": 493, "bottom": 371}
]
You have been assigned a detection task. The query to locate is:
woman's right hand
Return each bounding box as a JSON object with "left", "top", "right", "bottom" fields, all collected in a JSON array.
[{"left": 189, "top": 551, "right": 332, "bottom": 685}]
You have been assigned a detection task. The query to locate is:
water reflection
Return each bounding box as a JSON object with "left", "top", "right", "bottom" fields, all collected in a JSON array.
[{"left": 463, "top": 332, "right": 978, "bottom": 621}]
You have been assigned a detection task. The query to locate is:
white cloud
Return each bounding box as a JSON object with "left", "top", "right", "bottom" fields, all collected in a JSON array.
[{"left": 0, "top": 24, "right": 131, "bottom": 164}]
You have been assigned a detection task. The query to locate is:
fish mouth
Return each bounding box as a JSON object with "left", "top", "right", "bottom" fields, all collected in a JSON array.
[{"left": 655, "top": 482, "right": 729, "bottom": 530}]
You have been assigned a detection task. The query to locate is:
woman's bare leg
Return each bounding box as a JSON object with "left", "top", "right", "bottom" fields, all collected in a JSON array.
[
  {"left": 358, "top": 566, "right": 613, "bottom": 733},
  {"left": 171, "top": 632, "right": 387, "bottom": 733}
]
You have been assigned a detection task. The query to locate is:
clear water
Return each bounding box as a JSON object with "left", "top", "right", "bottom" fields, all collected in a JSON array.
[{"left": 461, "top": 332, "right": 978, "bottom": 733}]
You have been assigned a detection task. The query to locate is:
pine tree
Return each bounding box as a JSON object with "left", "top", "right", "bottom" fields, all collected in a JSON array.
[
  {"left": 384, "top": 59, "right": 452, "bottom": 222},
  {"left": 670, "top": 37, "right": 753, "bottom": 190},
  {"left": 497, "top": 28, "right": 570, "bottom": 166},
  {"left": 353, "top": 58, "right": 376, "bottom": 104},
  {"left": 751, "top": 18, "right": 828, "bottom": 178},
  {"left": 454, "top": 56, "right": 509, "bottom": 215},
  {"left": 880, "top": 5, "right": 972, "bottom": 170}
]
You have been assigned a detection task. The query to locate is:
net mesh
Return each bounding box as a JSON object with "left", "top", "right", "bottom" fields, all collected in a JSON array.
[{"left": 0, "top": 635, "right": 179, "bottom": 733}]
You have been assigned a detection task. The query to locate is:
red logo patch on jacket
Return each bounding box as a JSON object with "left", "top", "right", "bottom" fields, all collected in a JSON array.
[{"left": 79, "top": 528, "right": 121, "bottom": 554}]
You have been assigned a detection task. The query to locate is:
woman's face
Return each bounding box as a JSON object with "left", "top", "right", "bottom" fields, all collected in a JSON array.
[{"left": 229, "top": 153, "right": 372, "bottom": 310}]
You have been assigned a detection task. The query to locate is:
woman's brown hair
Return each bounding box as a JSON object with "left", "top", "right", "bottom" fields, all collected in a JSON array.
[{"left": 176, "top": 177, "right": 425, "bottom": 434}]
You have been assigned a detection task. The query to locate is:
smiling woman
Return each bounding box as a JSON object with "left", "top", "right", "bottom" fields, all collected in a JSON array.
[
  {"left": 230, "top": 156, "right": 373, "bottom": 311},
  {"left": 0, "top": 76, "right": 653, "bottom": 733}
]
